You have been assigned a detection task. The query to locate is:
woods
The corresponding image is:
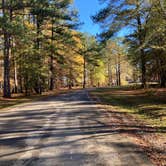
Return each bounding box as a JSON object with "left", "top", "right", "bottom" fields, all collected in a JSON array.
[
  {"left": 0, "top": 1, "right": 165, "bottom": 166},
  {"left": 0, "top": 0, "right": 82, "bottom": 97},
  {"left": 0, "top": 0, "right": 166, "bottom": 98},
  {"left": 92, "top": 0, "right": 166, "bottom": 88}
]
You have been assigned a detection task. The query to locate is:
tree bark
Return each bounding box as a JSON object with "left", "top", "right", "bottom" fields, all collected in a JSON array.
[
  {"left": 49, "top": 20, "right": 55, "bottom": 90},
  {"left": 160, "top": 72, "right": 166, "bottom": 88},
  {"left": 118, "top": 54, "right": 121, "bottom": 86},
  {"left": 108, "top": 58, "right": 112, "bottom": 86},
  {"left": 11, "top": 39, "right": 18, "bottom": 93},
  {"left": 140, "top": 49, "right": 146, "bottom": 88},
  {"left": 2, "top": 0, "right": 11, "bottom": 98},
  {"left": 159, "top": 57, "right": 166, "bottom": 88},
  {"left": 35, "top": 17, "right": 42, "bottom": 94},
  {"left": 137, "top": 15, "right": 146, "bottom": 88},
  {"left": 13, "top": 56, "right": 18, "bottom": 93},
  {"left": 83, "top": 55, "right": 86, "bottom": 88},
  {"left": 49, "top": 55, "right": 54, "bottom": 90},
  {"left": 3, "top": 35, "right": 11, "bottom": 97}
]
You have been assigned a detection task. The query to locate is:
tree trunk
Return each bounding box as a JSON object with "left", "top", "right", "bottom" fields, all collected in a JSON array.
[
  {"left": 115, "top": 55, "right": 120, "bottom": 86},
  {"left": 11, "top": 39, "right": 18, "bottom": 93},
  {"left": 35, "top": 17, "right": 42, "bottom": 94},
  {"left": 159, "top": 57, "right": 166, "bottom": 88},
  {"left": 108, "top": 58, "right": 112, "bottom": 86},
  {"left": 160, "top": 71, "right": 166, "bottom": 88},
  {"left": 3, "top": 35, "right": 11, "bottom": 97},
  {"left": 83, "top": 55, "right": 86, "bottom": 88},
  {"left": 2, "top": 0, "right": 11, "bottom": 98},
  {"left": 19, "top": 75, "right": 23, "bottom": 93},
  {"left": 118, "top": 54, "right": 121, "bottom": 86},
  {"left": 49, "top": 21, "right": 55, "bottom": 90},
  {"left": 141, "top": 50, "right": 146, "bottom": 88},
  {"left": 14, "top": 58, "right": 18, "bottom": 93},
  {"left": 137, "top": 15, "right": 146, "bottom": 88},
  {"left": 49, "top": 55, "right": 54, "bottom": 90},
  {"left": 90, "top": 70, "right": 94, "bottom": 87}
]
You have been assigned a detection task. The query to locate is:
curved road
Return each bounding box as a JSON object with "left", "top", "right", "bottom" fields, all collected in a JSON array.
[{"left": 0, "top": 90, "right": 153, "bottom": 166}]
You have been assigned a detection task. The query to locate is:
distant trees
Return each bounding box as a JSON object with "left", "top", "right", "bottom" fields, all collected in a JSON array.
[
  {"left": 104, "top": 40, "right": 121, "bottom": 86},
  {"left": 81, "top": 34, "right": 104, "bottom": 88},
  {"left": 0, "top": 0, "right": 82, "bottom": 97},
  {"left": 0, "top": 0, "right": 21, "bottom": 97},
  {"left": 1, "top": 1, "right": 165, "bottom": 98},
  {"left": 80, "top": 35, "right": 132, "bottom": 88},
  {"left": 102, "top": 39, "right": 133, "bottom": 87},
  {"left": 144, "top": 0, "right": 166, "bottom": 87},
  {"left": 93, "top": 0, "right": 166, "bottom": 88}
]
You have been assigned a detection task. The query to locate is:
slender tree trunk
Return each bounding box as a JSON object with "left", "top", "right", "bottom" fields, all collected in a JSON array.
[
  {"left": 14, "top": 57, "right": 18, "bottom": 93},
  {"left": 68, "top": 68, "right": 72, "bottom": 89},
  {"left": 159, "top": 57, "right": 166, "bottom": 87},
  {"left": 118, "top": 54, "right": 121, "bottom": 86},
  {"left": 19, "top": 75, "right": 23, "bottom": 93},
  {"left": 137, "top": 15, "right": 146, "bottom": 88},
  {"left": 140, "top": 49, "right": 146, "bottom": 88},
  {"left": 49, "top": 55, "right": 54, "bottom": 90},
  {"left": 90, "top": 70, "right": 94, "bottom": 87},
  {"left": 160, "top": 72, "right": 166, "bottom": 87},
  {"left": 34, "top": 17, "right": 42, "bottom": 94},
  {"left": 3, "top": 35, "right": 11, "bottom": 97},
  {"left": 115, "top": 55, "right": 119, "bottom": 86},
  {"left": 11, "top": 39, "right": 18, "bottom": 93},
  {"left": 108, "top": 58, "right": 112, "bottom": 86},
  {"left": 115, "top": 65, "right": 118, "bottom": 86},
  {"left": 2, "top": 0, "right": 11, "bottom": 98},
  {"left": 49, "top": 20, "right": 55, "bottom": 90},
  {"left": 83, "top": 55, "right": 86, "bottom": 88}
]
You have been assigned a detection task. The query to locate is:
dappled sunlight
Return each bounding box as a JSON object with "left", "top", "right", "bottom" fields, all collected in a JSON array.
[
  {"left": 90, "top": 87, "right": 166, "bottom": 165},
  {"left": 91, "top": 87, "right": 166, "bottom": 126},
  {"left": 0, "top": 90, "right": 154, "bottom": 165}
]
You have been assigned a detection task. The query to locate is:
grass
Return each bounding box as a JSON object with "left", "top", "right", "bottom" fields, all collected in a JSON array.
[
  {"left": 90, "top": 86, "right": 166, "bottom": 130},
  {"left": 0, "top": 95, "right": 38, "bottom": 110},
  {"left": 0, "top": 88, "right": 75, "bottom": 110},
  {"left": 0, "top": 92, "right": 55, "bottom": 110}
]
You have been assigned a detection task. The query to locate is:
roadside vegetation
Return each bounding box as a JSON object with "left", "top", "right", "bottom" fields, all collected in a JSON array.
[
  {"left": 91, "top": 86, "right": 166, "bottom": 128},
  {"left": 0, "top": 0, "right": 166, "bottom": 99},
  {"left": 0, "top": 88, "right": 77, "bottom": 110},
  {"left": 0, "top": 0, "right": 165, "bottom": 165},
  {"left": 90, "top": 86, "right": 166, "bottom": 166}
]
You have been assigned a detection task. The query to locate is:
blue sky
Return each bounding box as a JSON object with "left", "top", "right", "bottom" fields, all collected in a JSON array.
[
  {"left": 74, "top": 0, "right": 102, "bottom": 35},
  {"left": 74, "top": 0, "right": 130, "bottom": 37}
]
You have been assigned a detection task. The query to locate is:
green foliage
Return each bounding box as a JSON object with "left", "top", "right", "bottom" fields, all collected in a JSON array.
[
  {"left": 93, "top": 0, "right": 166, "bottom": 87},
  {"left": 0, "top": 0, "right": 82, "bottom": 95}
]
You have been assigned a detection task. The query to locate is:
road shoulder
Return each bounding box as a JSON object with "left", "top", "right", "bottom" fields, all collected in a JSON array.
[{"left": 88, "top": 89, "right": 166, "bottom": 166}]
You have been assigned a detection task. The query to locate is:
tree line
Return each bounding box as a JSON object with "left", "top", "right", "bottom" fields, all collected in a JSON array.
[
  {"left": 92, "top": 0, "right": 166, "bottom": 88},
  {"left": 0, "top": 0, "right": 83, "bottom": 97},
  {"left": 1, "top": 0, "right": 165, "bottom": 98},
  {"left": 0, "top": 0, "right": 110, "bottom": 98}
]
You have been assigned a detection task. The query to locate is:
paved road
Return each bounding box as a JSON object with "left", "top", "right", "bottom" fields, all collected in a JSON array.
[{"left": 0, "top": 90, "right": 153, "bottom": 166}]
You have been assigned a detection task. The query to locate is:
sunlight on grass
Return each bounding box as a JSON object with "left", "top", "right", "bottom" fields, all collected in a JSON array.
[
  {"left": 90, "top": 87, "right": 166, "bottom": 130},
  {"left": 0, "top": 88, "right": 79, "bottom": 110}
]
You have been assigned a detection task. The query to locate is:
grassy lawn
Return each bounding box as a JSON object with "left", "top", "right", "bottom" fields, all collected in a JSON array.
[{"left": 90, "top": 87, "right": 166, "bottom": 130}]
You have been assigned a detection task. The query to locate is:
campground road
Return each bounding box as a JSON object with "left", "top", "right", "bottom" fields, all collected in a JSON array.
[{"left": 0, "top": 90, "right": 154, "bottom": 166}]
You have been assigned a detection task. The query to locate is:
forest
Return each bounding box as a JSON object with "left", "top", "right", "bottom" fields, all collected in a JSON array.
[
  {"left": 0, "top": 0, "right": 166, "bottom": 98},
  {"left": 0, "top": 1, "right": 166, "bottom": 166}
]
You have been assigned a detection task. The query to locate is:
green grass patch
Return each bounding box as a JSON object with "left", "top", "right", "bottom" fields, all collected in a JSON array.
[
  {"left": 90, "top": 87, "right": 166, "bottom": 130},
  {"left": 0, "top": 89, "right": 74, "bottom": 110}
]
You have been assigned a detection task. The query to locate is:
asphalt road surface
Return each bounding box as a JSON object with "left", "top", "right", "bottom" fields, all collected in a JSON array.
[{"left": 0, "top": 90, "right": 154, "bottom": 166}]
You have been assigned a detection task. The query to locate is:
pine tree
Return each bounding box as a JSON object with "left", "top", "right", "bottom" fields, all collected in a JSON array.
[{"left": 92, "top": 0, "right": 151, "bottom": 88}]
